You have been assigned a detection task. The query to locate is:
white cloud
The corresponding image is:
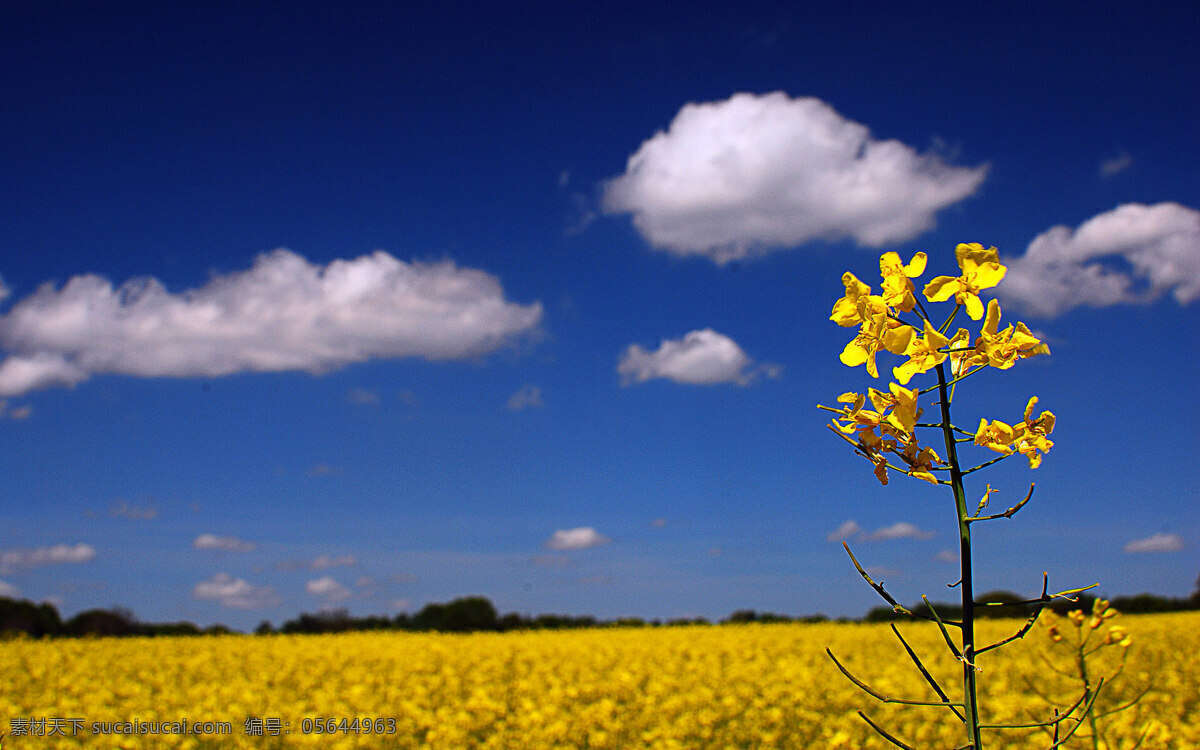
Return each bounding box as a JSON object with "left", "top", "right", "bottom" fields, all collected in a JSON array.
[
  {"left": 0, "top": 580, "right": 20, "bottom": 597},
  {"left": 866, "top": 522, "right": 935, "bottom": 542},
  {"left": 618, "top": 328, "right": 777, "bottom": 386},
  {"left": 1123, "top": 533, "right": 1184, "bottom": 554},
  {"left": 311, "top": 554, "right": 355, "bottom": 570},
  {"left": 193, "top": 572, "right": 279, "bottom": 609},
  {"left": 0, "top": 543, "right": 96, "bottom": 573},
  {"left": 193, "top": 533, "right": 255, "bottom": 552},
  {"left": 507, "top": 383, "right": 544, "bottom": 411},
  {"left": 545, "top": 527, "right": 610, "bottom": 551},
  {"left": 1099, "top": 151, "right": 1133, "bottom": 178},
  {"left": 826, "top": 520, "right": 862, "bottom": 542},
  {"left": 602, "top": 91, "right": 987, "bottom": 263},
  {"left": 1000, "top": 202, "right": 1200, "bottom": 317},
  {"left": 347, "top": 387, "right": 380, "bottom": 405},
  {"left": 306, "top": 576, "right": 352, "bottom": 601},
  {"left": 0, "top": 249, "right": 543, "bottom": 396},
  {"left": 109, "top": 499, "right": 158, "bottom": 520}
]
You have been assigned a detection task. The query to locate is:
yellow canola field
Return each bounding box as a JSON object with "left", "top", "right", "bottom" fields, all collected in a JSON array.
[{"left": 3, "top": 612, "right": 1197, "bottom": 749}]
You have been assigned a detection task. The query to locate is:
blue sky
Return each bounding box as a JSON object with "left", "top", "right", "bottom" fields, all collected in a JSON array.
[{"left": 1, "top": 2, "right": 1196, "bottom": 631}]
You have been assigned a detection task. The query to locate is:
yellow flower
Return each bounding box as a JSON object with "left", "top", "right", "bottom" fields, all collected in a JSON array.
[
  {"left": 975, "top": 300, "right": 1050, "bottom": 369},
  {"left": 879, "top": 251, "right": 927, "bottom": 312},
  {"left": 946, "top": 327, "right": 983, "bottom": 377},
  {"left": 893, "top": 319, "right": 950, "bottom": 385},
  {"left": 1013, "top": 396, "right": 1056, "bottom": 469},
  {"left": 828, "top": 392, "right": 881, "bottom": 435},
  {"left": 840, "top": 307, "right": 914, "bottom": 378},
  {"left": 868, "top": 382, "right": 921, "bottom": 438},
  {"left": 923, "top": 243, "right": 1007, "bottom": 320},
  {"left": 1104, "top": 625, "right": 1132, "bottom": 648},
  {"left": 897, "top": 438, "right": 943, "bottom": 484},
  {"left": 974, "top": 418, "right": 1016, "bottom": 455},
  {"left": 830, "top": 272, "right": 882, "bottom": 327}
]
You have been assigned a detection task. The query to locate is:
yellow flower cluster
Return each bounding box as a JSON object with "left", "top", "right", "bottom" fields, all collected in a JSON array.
[
  {"left": 2, "top": 614, "right": 1197, "bottom": 749},
  {"left": 823, "top": 243, "right": 1056, "bottom": 483}
]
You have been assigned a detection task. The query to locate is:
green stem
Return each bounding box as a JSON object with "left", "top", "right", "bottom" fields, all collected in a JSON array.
[{"left": 936, "top": 362, "right": 982, "bottom": 749}]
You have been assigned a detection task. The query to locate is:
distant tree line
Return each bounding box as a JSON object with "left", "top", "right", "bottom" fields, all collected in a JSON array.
[{"left": 3, "top": 575, "right": 1197, "bottom": 639}]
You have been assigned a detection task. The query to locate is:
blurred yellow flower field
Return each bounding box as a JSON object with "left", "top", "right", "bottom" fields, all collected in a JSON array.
[{"left": 4, "top": 612, "right": 1196, "bottom": 749}]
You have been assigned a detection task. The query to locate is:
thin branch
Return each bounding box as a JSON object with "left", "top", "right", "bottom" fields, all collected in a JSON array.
[
  {"left": 857, "top": 711, "right": 918, "bottom": 750},
  {"left": 827, "top": 649, "right": 965, "bottom": 708},
  {"left": 961, "top": 451, "right": 1015, "bottom": 476},
  {"left": 842, "top": 542, "right": 912, "bottom": 617},
  {"left": 976, "top": 606, "right": 1044, "bottom": 655},
  {"left": 967, "top": 483, "right": 1035, "bottom": 523},
  {"left": 891, "top": 624, "right": 966, "bottom": 722},
  {"left": 978, "top": 680, "right": 1095, "bottom": 730},
  {"left": 921, "top": 595, "right": 966, "bottom": 656}
]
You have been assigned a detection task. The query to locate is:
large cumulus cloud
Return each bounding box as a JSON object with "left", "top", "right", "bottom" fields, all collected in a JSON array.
[
  {"left": 603, "top": 92, "right": 988, "bottom": 263},
  {"left": 999, "top": 202, "right": 1200, "bottom": 317},
  {"left": 0, "top": 249, "right": 543, "bottom": 395}
]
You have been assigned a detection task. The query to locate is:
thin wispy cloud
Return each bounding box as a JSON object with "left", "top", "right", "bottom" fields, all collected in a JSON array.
[
  {"left": 0, "top": 249, "right": 543, "bottom": 396},
  {"left": 603, "top": 92, "right": 987, "bottom": 263},
  {"left": 1123, "top": 533, "right": 1183, "bottom": 554},
  {"left": 347, "top": 388, "right": 380, "bottom": 405},
  {"left": 1099, "top": 151, "right": 1133, "bottom": 178},
  {"left": 193, "top": 533, "right": 256, "bottom": 552},
  {"left": 109, "top": 499, "right": 158, "bottom": 520},
  {"left": 507, "top": 383, "right": 544, "bottom": 411},
  {"left": 826, "top": 520, "right": 862, "bottom": 542},
  {"left": 306, "top": 576, "right": 352, "bottom": 602},
  {"left": 193, "top": 573, "right": 279, "bottom": 609},
  {"left": 545, "top": 527, "right": 610, "bottom": 551},
  {"left": 1000, "top": 202, "right": 1200, "bottom": 317},
  {"left": 865, "top": 522, "right": 935, "bottom": 542},
  {"left": 0, "top": 543, "right": 96, "bottom": 573},
  {"left": 311, "top": 555, "right": 356, "bottom": 570},
  {"left": 618, "top": 329, "right": 778, "bottom": 386}
]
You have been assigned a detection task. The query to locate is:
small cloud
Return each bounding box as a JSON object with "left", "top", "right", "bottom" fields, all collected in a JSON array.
[
  {"left": 826, "top": 520, "right": 862, "bottom": 542},
  {"left": 1099, "top": 151, "right": 1133, "bottom": 178},
  {"left": 354, "top": 575, "right": 374, "bottom": 588},
  {"left": 707, "top": 547, "right": 722, "bottom": 557},
  {"left": 306, "top": 576, "right": 352, "bottom": 601},
  {"left": 618, "top": 329, "right": 776, "bottom": 386},
  {"left": 0, "top": 543, "right": 96, "bottom": 573},
  {"left": 1000, "top": 202, "right": 1200, "bottom": 317},
  {"left": 866, "top": 522, "right": 935, "bottom": 542},
  {"left": 391, "top": 598, "right": 411, "bottom": 612},
  {"left": 1123, "top": 533, "right": 1183, "bottom": 554},
  {"left": 193, "top": 533, "right": 256, "bottom": 552},
  {"left": 0, "top": 400, "right": 32, "bottom": 420},
  {"left": 347, "top": 388, "right": 379, "bottom": 405},
  {"left": 193, "top": 572, "right": 279, "bottom": 609},
  {"left": 545, "top": 527, "right": 610, "bottom": 551},
  {"left": 507, "top": 384, "right": 544, "bottom": 411},
  {"left": 311, "top": 554, "right": 355, "bottom": 570},
  {"left": 650, "top": 518, "right": 668, "bottom": 529},
  {"left": 0, "top": 580, "right": 20, "bottom": 597},
  {"left": 307, "top": 463, "right": 341, "bottom": 477},
  {"left": 109, "top": 499, "right": 158, "bottom": 520},
  {"left": 937, "top": 549, "right": 958, "bottom": 563},
  {"left": 389, "top": 572, "right": 418, "bottom": 584}
]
